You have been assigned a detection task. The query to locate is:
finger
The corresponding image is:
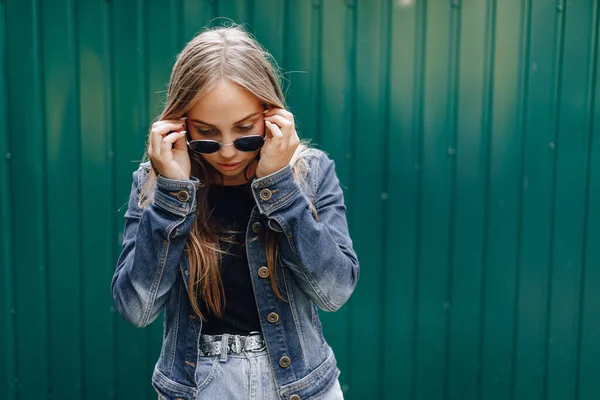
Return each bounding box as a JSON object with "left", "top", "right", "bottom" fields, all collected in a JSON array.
[
  {"left": 162, "top": 130, "right": 186, "bottom": 148},
  {"left": 265, "top": 120, "right": 283, "bottom": 139},
  {"left": 260, "top": 137, "right": 271, "bottom": 158},
  {"left": 264, "top": 115, "right": 293, "bottom": 131},
  {"left": 153, "top": 118, "right": 187, "bottom": 128},
  {"left": 265, "top": 121, "right": 284, "bottom": 151},
  {"left": 150, "top": 128, "right": 163, "bottom": 159},
  {"left": 263, "top": 108, "right": 294, "bottom": 123},
  {"left": 153, "top": 121, "right": 187, "bottom": 136},
  {"left": 172, "top": 130, "right": 188, "bottom": 150}
]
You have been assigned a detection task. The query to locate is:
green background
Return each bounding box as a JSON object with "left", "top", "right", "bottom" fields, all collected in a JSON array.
[{"left": 2, "top": 0, "right": 600, "bottom": 399}]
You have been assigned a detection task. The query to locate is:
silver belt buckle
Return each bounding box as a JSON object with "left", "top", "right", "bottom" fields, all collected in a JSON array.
[{"left": 247, "top": 332, "right": 266, "bottom": 352}]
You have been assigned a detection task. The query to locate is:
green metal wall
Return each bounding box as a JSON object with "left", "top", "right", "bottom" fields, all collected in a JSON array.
[{"left": 2, "top": 0, "right": 600, "bottom": 399}]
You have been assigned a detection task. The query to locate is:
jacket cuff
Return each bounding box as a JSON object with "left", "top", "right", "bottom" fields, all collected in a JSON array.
[
  {"left": 153, "top": 175, "right": 199, "bottom": 217},
  {"left": 251, "top": 165, "right": 301, "bottom": 217}
]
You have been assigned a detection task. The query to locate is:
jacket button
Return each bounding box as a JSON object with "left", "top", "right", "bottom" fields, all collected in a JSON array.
[
  {"left": 267, "top": 312, "right": 279, "bottom": 323},
  {"left": 279, "top": 356, "right": 291, "bottom": 368},
  {"left": 290, "top": 396, "right": 301, "bottom": 400},
  {"left": 259, "top": 188, "right": 273, "bottom": 201},
  {"left": 252, "top": 222, "right": 263, "bottom": 234},
  {"left": 258, "top": 266, "right": 270, "bottom": 278},
  {"left": 176, "top": 190, "right": 190, "bottom": 202}
]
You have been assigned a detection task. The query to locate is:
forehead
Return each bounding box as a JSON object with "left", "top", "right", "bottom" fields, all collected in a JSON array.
[{"left": 187, "top": 79, "right": 262, "bottom": 125}]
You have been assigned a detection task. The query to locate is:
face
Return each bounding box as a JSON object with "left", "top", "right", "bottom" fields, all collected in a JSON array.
[{"left": 186, "top": 78, "right": 265, "bottom": 186}]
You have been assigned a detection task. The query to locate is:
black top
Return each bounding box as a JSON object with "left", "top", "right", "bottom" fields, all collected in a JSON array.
[{"left": 198, "top": 183, "right": 262, "bottom": 335}]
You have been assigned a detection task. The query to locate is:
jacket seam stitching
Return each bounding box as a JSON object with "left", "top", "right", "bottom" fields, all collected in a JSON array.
[
  {"left": 282, "top": 266, "right": 309, "bottom": 367},
  {"left": 140, "top": 218, "right": 183, "bottom": 326}
]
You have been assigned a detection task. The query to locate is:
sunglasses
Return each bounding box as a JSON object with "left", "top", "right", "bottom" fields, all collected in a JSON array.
[{"left": 186, "top": 134, "right": 266, "bottom": 154}]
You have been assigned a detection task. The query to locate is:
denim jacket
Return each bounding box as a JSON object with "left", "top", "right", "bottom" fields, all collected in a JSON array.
[{"left": 111, "top": 149, "right": 359, "bottom": 400}]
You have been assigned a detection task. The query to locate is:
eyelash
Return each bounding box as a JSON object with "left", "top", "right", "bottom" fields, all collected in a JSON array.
[
  {"left": 238, "top": 125, "right": 254, "bottom": 132},
  {"left": 196, "top": 125, "right": 254, "bottom": 135}
]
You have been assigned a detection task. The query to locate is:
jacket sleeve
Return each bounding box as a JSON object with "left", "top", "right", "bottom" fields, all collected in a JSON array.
[
  {"left": 251, "top": 152, "right": 359, "bottom": 312},
  {"left": 111, "top": 166, "right": 199, "bottom": 327}
]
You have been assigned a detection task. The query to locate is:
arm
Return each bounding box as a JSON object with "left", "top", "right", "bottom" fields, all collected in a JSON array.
[
  {"left": 111, "top": 166, "right": 198, "bottom": 327},
  {"left": 251, "top": 152, "right": 359, "bottom": 311}
]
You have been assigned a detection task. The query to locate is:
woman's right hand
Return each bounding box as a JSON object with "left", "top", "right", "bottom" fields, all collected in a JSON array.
[{"left": 147, "top": 119, "right": 191, "bottom": 180}]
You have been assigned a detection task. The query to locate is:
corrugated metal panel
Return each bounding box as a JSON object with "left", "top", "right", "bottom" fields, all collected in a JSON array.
[{"left": 2, "top": 1, "right": 600, "bottom": 399}]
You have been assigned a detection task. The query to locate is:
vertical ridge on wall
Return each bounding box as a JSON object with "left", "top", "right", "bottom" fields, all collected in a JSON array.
[
  {"left": 42, "top": 0, "right": 83, "bottom": 397},
  {"left": 138, "top": 1, "right": 154, "bottom": 398},
  {"left": 541, "top": 0, "right": 567, "bottom": 396},
  {"left": 576, "top": 1, "right": 600, "bottom": 398},
  {"left": 377, "top": 0, "right": 391, "bottom": 396},
  {"left": 27, "top": 0, "right": 51, "bottom": 397},
  {"left": 477, "top": 0, "right": 497, "bottom": 398},
  {"left": 318, "top": 0, "right": 351, "bottom": 390},
  {"left": 252, "top": 0, "right": 285, "bottom": 76},
  {"left": 105, "top": 0, "right": 117, "bottom": 396},
  {"left": 510, "top": 0, "right": 533, "bottom": 397},
  {"left": 79, "top": 0, "right": 117, "bottom": 397},
  {"left": 113, "top": 0, "right": 150, "bottom": 396},
  {"left": 578, "top": 1, "right": 600, "bottom": 398},
  {"left": 416, "top": 0, "right": 453, "bottom": 397},
  {"left": 216, "top": 0, "right": 251, "bottom": 26},
  {"left": 0, "top": 0, "right": 16, "bottom": 398},
  {"left": 172, "top": 0, "right": 184, "bottom": 57},
  {"left": 480, "top": 2, "right": 525, "bottom": 398},
  {"left": 546, "top": 1, "right": 596, "bottom": 399},
  {"left": 344, "top": 0, "right": 358, "bottom": 392},
  {"left": 183, "top": 0, "right": 217, "bottom": 39},
  {"left": 444, "top": 0, "right": 461, "bottom": 396},
  {"left": 514, "top": 0, "right": 562, "bottom": 397},
  {"left": 383, "top": 0, "right": 420, "bottom": 399},
  {"left": 147, "top": 0, "right": 176, "bottom": 369},
  {"left": 411, "top": 1, "right": 427, "bottom": 398},
  {"left": 350, "top": 0, "right": 386, "bottom": 397},
  {"left": 448, "top": 0, "right": 491, "bottom": 398},
  {"left": 308, "top": 0, "right": 322, "bottom": 145},
  {"left": 74, "top": 0, "right": 84, "bottom": 395},
  {"left": 282, "top": 0, "right": 312, "bottom": 141}
]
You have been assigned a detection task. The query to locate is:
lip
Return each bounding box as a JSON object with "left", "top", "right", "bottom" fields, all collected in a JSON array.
[{"left": 218, "top": 162, "right": 242, "bottom": 171}]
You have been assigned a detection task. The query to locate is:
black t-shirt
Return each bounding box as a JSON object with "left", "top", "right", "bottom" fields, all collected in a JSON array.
[{"left": 198, "top": 183, "right": 262, "bottom": 335}]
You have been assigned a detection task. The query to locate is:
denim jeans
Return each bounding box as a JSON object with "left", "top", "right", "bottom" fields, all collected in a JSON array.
[{"left": 156, "top": 348, "right": 344, "bottom": 400}]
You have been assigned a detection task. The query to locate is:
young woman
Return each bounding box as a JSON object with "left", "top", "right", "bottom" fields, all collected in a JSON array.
[{"left": 111, "top": 25, "right": 359, "bottom": 400}]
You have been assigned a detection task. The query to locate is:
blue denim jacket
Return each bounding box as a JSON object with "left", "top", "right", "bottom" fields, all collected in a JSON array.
[{"left": 111, "top": 149, "right": 359, "bottom": 400}]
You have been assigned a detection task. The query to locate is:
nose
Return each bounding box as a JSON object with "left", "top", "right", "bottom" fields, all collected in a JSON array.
[{"left": 219, "top": 141, "right": 238, "bottom": 159}]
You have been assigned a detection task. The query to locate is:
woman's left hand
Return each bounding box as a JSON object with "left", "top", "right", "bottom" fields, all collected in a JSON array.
[{"left": 255, "top": 108, "right": 300, "bottom": 178}]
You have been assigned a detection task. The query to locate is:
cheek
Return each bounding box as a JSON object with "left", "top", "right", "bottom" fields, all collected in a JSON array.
[{"left": 242, "top": 152, "right": 260, "bottom": 164}]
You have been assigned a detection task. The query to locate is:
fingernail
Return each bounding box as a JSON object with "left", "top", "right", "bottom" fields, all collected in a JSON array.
[
  {"left": 263, "top": 110, "right": 269, "bottom": 114},
  {"left": 180, "top": 116, "right": 187, "bottom": 120},
  {"left": 180, "top": 130, "right": 187, "bottom": 135}
]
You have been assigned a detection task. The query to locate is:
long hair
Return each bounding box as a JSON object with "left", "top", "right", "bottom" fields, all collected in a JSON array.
[{"left": 137, "top": 25, "right": 312, "bottom": 320}]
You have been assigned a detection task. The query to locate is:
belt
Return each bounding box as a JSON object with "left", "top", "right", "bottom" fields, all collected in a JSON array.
[{"left": 199, "top": 332, "right": 266, "bottom": 356}]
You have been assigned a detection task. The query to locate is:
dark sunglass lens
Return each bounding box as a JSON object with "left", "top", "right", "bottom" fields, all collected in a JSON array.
[
  {"left": 234, "top": 136, "right": 264, "bottom": 152},
  {"left": 188, "top": 140, "right": 220, "bottom": 154}
]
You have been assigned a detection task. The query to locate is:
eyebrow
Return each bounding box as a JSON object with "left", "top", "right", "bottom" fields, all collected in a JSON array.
[{"left": 189, "top": 111, "right": 261, "bottom": 127}]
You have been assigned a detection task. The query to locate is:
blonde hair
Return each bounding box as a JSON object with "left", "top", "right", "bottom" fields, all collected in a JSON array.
[{"left": 138, "top": 25, "right": 312, "bottom": 320}]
